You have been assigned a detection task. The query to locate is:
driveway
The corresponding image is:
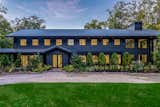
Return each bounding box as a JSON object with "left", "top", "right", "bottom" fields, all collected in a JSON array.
[{"left": 0, "top": 72, "right": 160, "bottom": 85}]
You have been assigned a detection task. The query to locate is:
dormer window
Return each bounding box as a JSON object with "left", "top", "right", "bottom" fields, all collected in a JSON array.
[{"left": 20, "top": 39, "right": 27, "bottom": 46}]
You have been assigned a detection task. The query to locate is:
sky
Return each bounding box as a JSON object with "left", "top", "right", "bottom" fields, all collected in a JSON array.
[{"left": 0, "top": 0, "right": 130, "bottom": 29}]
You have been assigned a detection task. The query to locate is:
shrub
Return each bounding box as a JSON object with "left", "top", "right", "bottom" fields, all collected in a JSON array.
[
  {"left": 122, "top": 52, "right": 131, "bottom": 71},
  {"left": 71, "top": 55, "right": 83, "bottom": 68},
  {"left": 0, "top": 54, "right": 14, "bottom": 68},
  {"left": 110, "top": 53, "right": 119, "bottom": 65},
  {"left": 98, "top": 52, "right": 106, "bottom": 66},
  {"left": 132, "top": 61, "right": 144, "bottom": 72},
  {"left": 63, "top": 65, "right": 74, "bottom": 72},
  {"left": 86, "top": 53, "right": 93, "bottom": 66}
]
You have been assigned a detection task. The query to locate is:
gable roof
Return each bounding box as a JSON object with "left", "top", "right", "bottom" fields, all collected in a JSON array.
[{"left": 6, "top": 29, "right": 160, "bottom": 37}]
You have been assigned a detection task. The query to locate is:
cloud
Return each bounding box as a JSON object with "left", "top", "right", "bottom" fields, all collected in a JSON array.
[{"left": 45, "top": 0, "right": 87, "bottom": 19}]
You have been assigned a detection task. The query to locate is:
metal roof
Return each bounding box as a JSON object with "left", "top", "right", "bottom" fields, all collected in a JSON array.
[
  {"left": 0, "top": 46, "right": 72, "bottom": 54},
  {"left": 6, "top": 29, "right": 160, "bottom": 37}
]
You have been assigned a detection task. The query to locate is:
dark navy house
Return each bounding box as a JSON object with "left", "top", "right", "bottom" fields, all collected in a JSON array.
[{"left": 0, "top": 22, "right": 159, "bottom": 68}]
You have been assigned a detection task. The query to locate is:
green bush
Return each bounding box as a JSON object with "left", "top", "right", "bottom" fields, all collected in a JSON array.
[
  {"left": 110, "top": 53, "right": 119, "bottom": 65},
  {"left": 63, "top": 65, "right": 74, "bottom": 72},
  {"left": 98, "top": 52, "right": 106, "bottom": 66},
  {"left": 132, "top": 61, "right": 144, "bottom": 72},
  {"left": 71, "top": 55, "right": 84, "bottom": 69},
  {"left": 86, "top": 53, "right": 93, "bottom": 66}
]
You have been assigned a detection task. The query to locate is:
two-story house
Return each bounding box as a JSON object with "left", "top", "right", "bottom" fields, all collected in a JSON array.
[{"left": 0, "top": 22, "right": 159, "bottom": 68}]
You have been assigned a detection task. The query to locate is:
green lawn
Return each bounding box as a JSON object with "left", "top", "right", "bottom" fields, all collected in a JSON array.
[{"left": 0, "top": 83, "right": 160, "bottom": 107}]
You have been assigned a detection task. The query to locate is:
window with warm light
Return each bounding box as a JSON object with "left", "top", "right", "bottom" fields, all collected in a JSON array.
[
  {"left": 91, "top": 39, "right": 97, "bottom": 46},
  {"left": 32, "top": 39, "right": 39, "bottom": 46},
  {"left": 130, "top": 54, "right": 135, "bottom": 61},
  {"left": 79, "top": 39, "right": 86, "bottom": 46},
  {"left": 105, "top": 54, "right": 110, "bottom": 64},
  {"left": 44, "top": 39, "right": 51, "bottom": 46},
  {"left": 117, "top": 54, "right": 121, "bottom": 64},
  {"left": 138, "top": 54, "right": 147, "bottom": 63},
  {"left": 20, "top": 39, "right": 27, "bottom": 46},
  {"left": 20, "top": 55, "right": 28, "bottom": 67},
  {"left": 92, "top": 55, "right": 98, "bottom": 64},
  {"left": 103, "top": 39, "right": 109, "bottom": 45},
  {"left": 68, "top": 39, "right": 74, "bottom": 46},
  {"left": 114, "top": 39, "right": 120, "bottom": 45},
  {"left": 56, "top": 39, "right": 62, "bottom": 46},
  {"left": 126, "top": 39, "right": 135, "bottom": 48},
  {"left": 138, "top": 39, "right": 147, "bottom": 48},
  {"left": 79, "top": 55, "right": 86, "bottom": 63}
]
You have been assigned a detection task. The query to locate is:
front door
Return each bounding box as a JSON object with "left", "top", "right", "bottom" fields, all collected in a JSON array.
[{"left": 52, "top": 54, "right": 62, "bottom": 68}]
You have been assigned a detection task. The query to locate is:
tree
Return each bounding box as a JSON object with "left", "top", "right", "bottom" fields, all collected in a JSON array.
[
  {"left": 110, "top": 53, "right": 119, "bottom": 65},
  {"left": 12, "top": 15, "right": 46, "bottom": 31},
  {"left": 71, "top": 55, "right": 83, "bottom": 68},
  {"left": 122, "top": 52, "right": 132, "bottom": 70},
  {"left": 84, "top": 19, "right": 107, "bottom": 29},
  {"left": 98, "top": 52, "right": 106, "bottom": 65},
  {"left": 86, "top": 53, "right": 93, "bottom": 66}
]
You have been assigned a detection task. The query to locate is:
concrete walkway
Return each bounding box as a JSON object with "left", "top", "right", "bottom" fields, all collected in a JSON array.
[{"left": 0, "top": 72, "right": 160, "bottom": 85}]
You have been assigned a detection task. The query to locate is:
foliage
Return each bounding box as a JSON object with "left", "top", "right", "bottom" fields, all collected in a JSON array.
[
  {"left": 84, "top": 19, "right": 107, "bottom": 29},
  {"left": 0, "top": 38, "right": 13, "bottom": 48},
  {"left": 132, "top": 61, "right": 144, "bottom": 72},
  {"left": 86, "top": 53, "right": 93, "bottom": 66},
  {"left": 71, "top": 55, "right": 84, "bottom": 69},
  {"left": 98, "top": 52, "right": 106, "bottom": 65},
  {"left": 0, "top": 54, "right": 14, "bottom": 68},
  {"left": 63, "top": 65, "right": 74, "bottom": 72},
  {"left": 110, "top": 53, "right": 119, "bottom": 65},
  {"left": 12, "top": 15, "right": 46, "bottom": 31}
]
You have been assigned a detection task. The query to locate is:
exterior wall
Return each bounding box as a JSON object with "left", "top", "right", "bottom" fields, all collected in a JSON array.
[{"left": 14, "top": 36, "right": 153, "bottom": 63}]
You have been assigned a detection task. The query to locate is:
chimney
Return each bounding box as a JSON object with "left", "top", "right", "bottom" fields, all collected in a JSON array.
[{"left": 127, "top": 22, "right": 143, "bottom": 30}]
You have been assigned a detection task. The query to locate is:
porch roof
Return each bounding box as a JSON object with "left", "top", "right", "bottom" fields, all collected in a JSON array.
[{"left": 0, "top": 46, "right": 72, "bottom": 54}]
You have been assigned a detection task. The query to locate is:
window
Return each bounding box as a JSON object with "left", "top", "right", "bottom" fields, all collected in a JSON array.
[
  {"left": 138, "top": 54, "right": 147, "bottom": 63},
  {"left": 56, "top": 39, "right": 62, "bottom": 46},
  {"left": 130, "top": 54, "right": 135, "bottom": 61},
  {"left": 126, "top": 39, "right": 135, "bottom": 48},
  {"left": 20, "top": 55, "right": 28, "bottom": 67},
  {"left": 20, "top": 39, "right": 27, "bottom": 46},
  {"left": 105, "top": 54, "right": 110, "bottom": 64},
  {"left": 117, "top": 54, "right": 121, "bottom": 64},
  {"left": 79, "top": 39, "right": 86, "bottom": 46},
  {"left": 91, "top": 39, "right": 97, "bottom": 46},
  {"left": 44, "top": 39, "right": 51, "bottom": 46},
  {"left": 138, "top": 39, "right": 147, "bottom": 48},
  {"left": 92, "top": 55, "right": 98, "bottom": 64},
  {"left": 79, "top": 55, "right": 86, "bottom": 63},
  {"left": 68, "top": 39, "right": 74, "bottom": 46},
  {"left": 32, "top": 39, "right": 39, "bottom": 46},
  {"left": 103, "top": 39, "right": 109, "bottom": 45},
  {"left": 114, "top": 39, "right": 120, "bottom": 45}
]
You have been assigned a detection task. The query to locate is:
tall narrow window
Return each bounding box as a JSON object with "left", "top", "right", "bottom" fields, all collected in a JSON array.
[
  {"left": 92, "top": 55, "right": 98, "bottom": 64},
  {"left": 56, "top": 39, "right": 62, "bottom": 46},
  {"left": 32, "top": 39, "right": 39, "bottom": 46},
  {"left": 114, "top": 39, "right": 120, "bottom": 45},
  {"left": 79, "top": 39, "right": 86, "bottom": 46},
  {"left": 117, "top": 54, "right": 121, "bottom": 64},
  {"left": 126, "top": 39, "right": 135, "bottom": 48},
  {"left": 105, "top": 54, "right": 110, "bottom": 64},
  {"left": 79, "top": 55, "right": 86, "bottom": 63},
  {"left": 20, "top": 39, "right": 27, "bottom": 46},
  {"left": 68, "top": 39, "right": 74, "bottom": 46},
  {"left": 20, "top": 55, "right": 28, "bottom": 67},
  {"left": 138, "top": 39, "right": 147, "bottom": 48},
  {"left": 44, "top": 39, "right": 51, "bottom": 46},
  {"left": 103, "top": 39, "right": 109, "bottom": 45},
  {"left": 91, "top": 39, "right": 97, "bottom": 46},
  {"left": 138, "top": 54, "right": 147, "bottom": 63}
]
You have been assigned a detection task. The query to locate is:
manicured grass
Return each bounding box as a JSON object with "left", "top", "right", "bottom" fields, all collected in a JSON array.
[{"left": 0, "top": 83, "right": 160, "bottom": 107}]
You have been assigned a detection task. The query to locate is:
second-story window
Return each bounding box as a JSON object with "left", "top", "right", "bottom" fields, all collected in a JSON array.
[
  {"left": 20, "top": 39, "right": 27, "bottom": 46},
  {"left": 126, "top": 39, "right": 135, "bottom": 48},
  {"left": 68, "top": 39, "right": 74, "bottom": 46},
  {"left": 32, "top": 39, "right": 39, "bottom": 46},
  {"left": 114, "top": 39, "right": 120, "bottom": 46},
  {"left": 79, "top": 39, "right": 86, "bottom": 46},
  {"left": 56, "top": 39, "right": 62, "bottom": 46},
  {"left": 138, "top": 39, "right": 147, "bottom": 48},
  {"left": 91, "top": 39, "right": 97, "bottom": 46},
  {"left": 44, "top": 39, "right": 51, "bottom": 46},
  {"left": 103, "top": 39, "right": 109, "bottom": 45}
]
